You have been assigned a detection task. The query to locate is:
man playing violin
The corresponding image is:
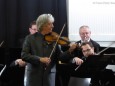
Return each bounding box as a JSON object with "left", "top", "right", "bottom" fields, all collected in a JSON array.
[
  {"left": 21, "top": 14, "right": 76, "bottom": 86},
  {"left": 68, "top": 25, "right": 101, "bottom": 74},
  {"left": 80, "top": 42, "right": 115, "bottom": 86},
  {"left": 58, "top": 25, "right": 100, "bottom": 86},
  {"left": 61, "top": 25, "right": 100, "bottom": 64},
  {"left": 68, "top": 26, "right": 100, "bottom": 86}
]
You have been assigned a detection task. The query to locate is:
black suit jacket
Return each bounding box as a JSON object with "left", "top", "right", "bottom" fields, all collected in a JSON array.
[
  {"left": 77, "top": 39, "right": 100, "bottom": 52},
  {"left": 21, "top": 32, "right": 65, "bottom": 86}
]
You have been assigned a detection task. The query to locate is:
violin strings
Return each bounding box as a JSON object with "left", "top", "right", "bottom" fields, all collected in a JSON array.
[{"left": 49, "top": 23, "right": 66, "bottom": 58}]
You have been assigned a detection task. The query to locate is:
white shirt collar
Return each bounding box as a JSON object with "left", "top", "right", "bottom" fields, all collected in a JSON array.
[{"left": 81, "top": 38, "right": 90, "bottom": 43}]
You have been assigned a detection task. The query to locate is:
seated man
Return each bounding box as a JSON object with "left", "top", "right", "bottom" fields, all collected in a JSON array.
[
  {"left": 80, "top": 42, "right": 115, "bottom": 86},
  {"left": 13, "top": 21, "right": 38, "bottom": 67},
  {"left": 75, "top": 25, "right": 100, "bottom": 58}
]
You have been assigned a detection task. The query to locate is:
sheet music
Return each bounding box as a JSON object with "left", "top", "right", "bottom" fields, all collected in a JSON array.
[
  {"left": 106, "top": 65, "right": 115, "bottom": 72},
  {"left": 104, "top": 53, "right": 115, "bottom": 55}
]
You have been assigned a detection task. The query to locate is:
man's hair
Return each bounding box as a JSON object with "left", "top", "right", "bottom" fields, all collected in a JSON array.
[
  {"left": 79, "top": 25, "right": 89, "bottom": 30},
  {"left": 29, "top": 21, "right": 36, "bottom": 28},
  {"left": 81, "top": 42, "right": 94, "bottom": 48},
  {"left": 79, "top": 25, "right": 90, "bottom": 33},
  {"left": 36, "top": 14, "right": 54, "bottom": 31}
]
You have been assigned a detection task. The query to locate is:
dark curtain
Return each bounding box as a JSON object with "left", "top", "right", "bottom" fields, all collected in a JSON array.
[
  {"left": 0, "top": 0, "right": 68, "bottom": 48},
  {"left": 0, "top": 0, "right": 67, "bottom": 86}
]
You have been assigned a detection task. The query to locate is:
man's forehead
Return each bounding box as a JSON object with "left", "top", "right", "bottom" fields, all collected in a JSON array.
[{"left": 82, "top": 44, "right": 91, "bottom": 49}]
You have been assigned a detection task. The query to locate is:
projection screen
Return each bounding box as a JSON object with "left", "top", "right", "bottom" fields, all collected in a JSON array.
[{"left": 67, "top": 0, "right": 115, "bottom": 47}]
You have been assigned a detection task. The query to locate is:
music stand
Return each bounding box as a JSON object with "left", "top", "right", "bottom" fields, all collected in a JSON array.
[{"left": 74, "top": 55, "right": 111, "bottom": 77}]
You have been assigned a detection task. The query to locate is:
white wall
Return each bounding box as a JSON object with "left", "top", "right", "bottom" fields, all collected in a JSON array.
[{"left": 67, "top": 0, "right": 115, "bottom": 47}]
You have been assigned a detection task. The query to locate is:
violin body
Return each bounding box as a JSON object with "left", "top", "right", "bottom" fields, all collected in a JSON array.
[{"left": 45, "top": 32, "right": 70, "bottom": 46}]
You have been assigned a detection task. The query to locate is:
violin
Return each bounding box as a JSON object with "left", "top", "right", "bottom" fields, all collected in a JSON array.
[{"left": 45, "top": 32, "right": 70, "bottom": 46}]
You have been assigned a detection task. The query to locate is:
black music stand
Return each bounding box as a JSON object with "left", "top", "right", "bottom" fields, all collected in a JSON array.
[
  {"left": 69, "top": 55, "right": 112, "bottom": 86},
  {"left": 72, "top": 55, "right": 111, "bottom": 77}
]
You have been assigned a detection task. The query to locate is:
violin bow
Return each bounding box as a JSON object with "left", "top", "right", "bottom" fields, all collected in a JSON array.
[
  {"left": 0, "top": 41, "right": 4, "bottom": 47},
  {"left": 49, "top": 23, "right": 66, "bottom": 58},
  {"left": 97, "top": 41, "right": 115, "bottom": 55}
]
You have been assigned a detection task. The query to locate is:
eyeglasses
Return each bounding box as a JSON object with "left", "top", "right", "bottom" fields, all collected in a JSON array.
[
  {"left": 31, "top": 28, "right": 37, "bottom": 31},
  {"left": 82, "top": 49, "right": 91, "bottom": 53},
  {"left": 80, "top": 32, "right": 90, "bottom": 36}
]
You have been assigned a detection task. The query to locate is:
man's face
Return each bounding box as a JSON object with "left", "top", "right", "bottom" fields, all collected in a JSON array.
[
  {"left": 79, "top": 28, "right": 91, "bottom": 42},
  {"left": 29, "top": 25, "right": 38, "bottom": 34},
  {"left": 42, "top": 21, "right": 54, "bottom": 34},
  {"left": 81, "top": 44, "right": 94, "bottom": 57}
]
